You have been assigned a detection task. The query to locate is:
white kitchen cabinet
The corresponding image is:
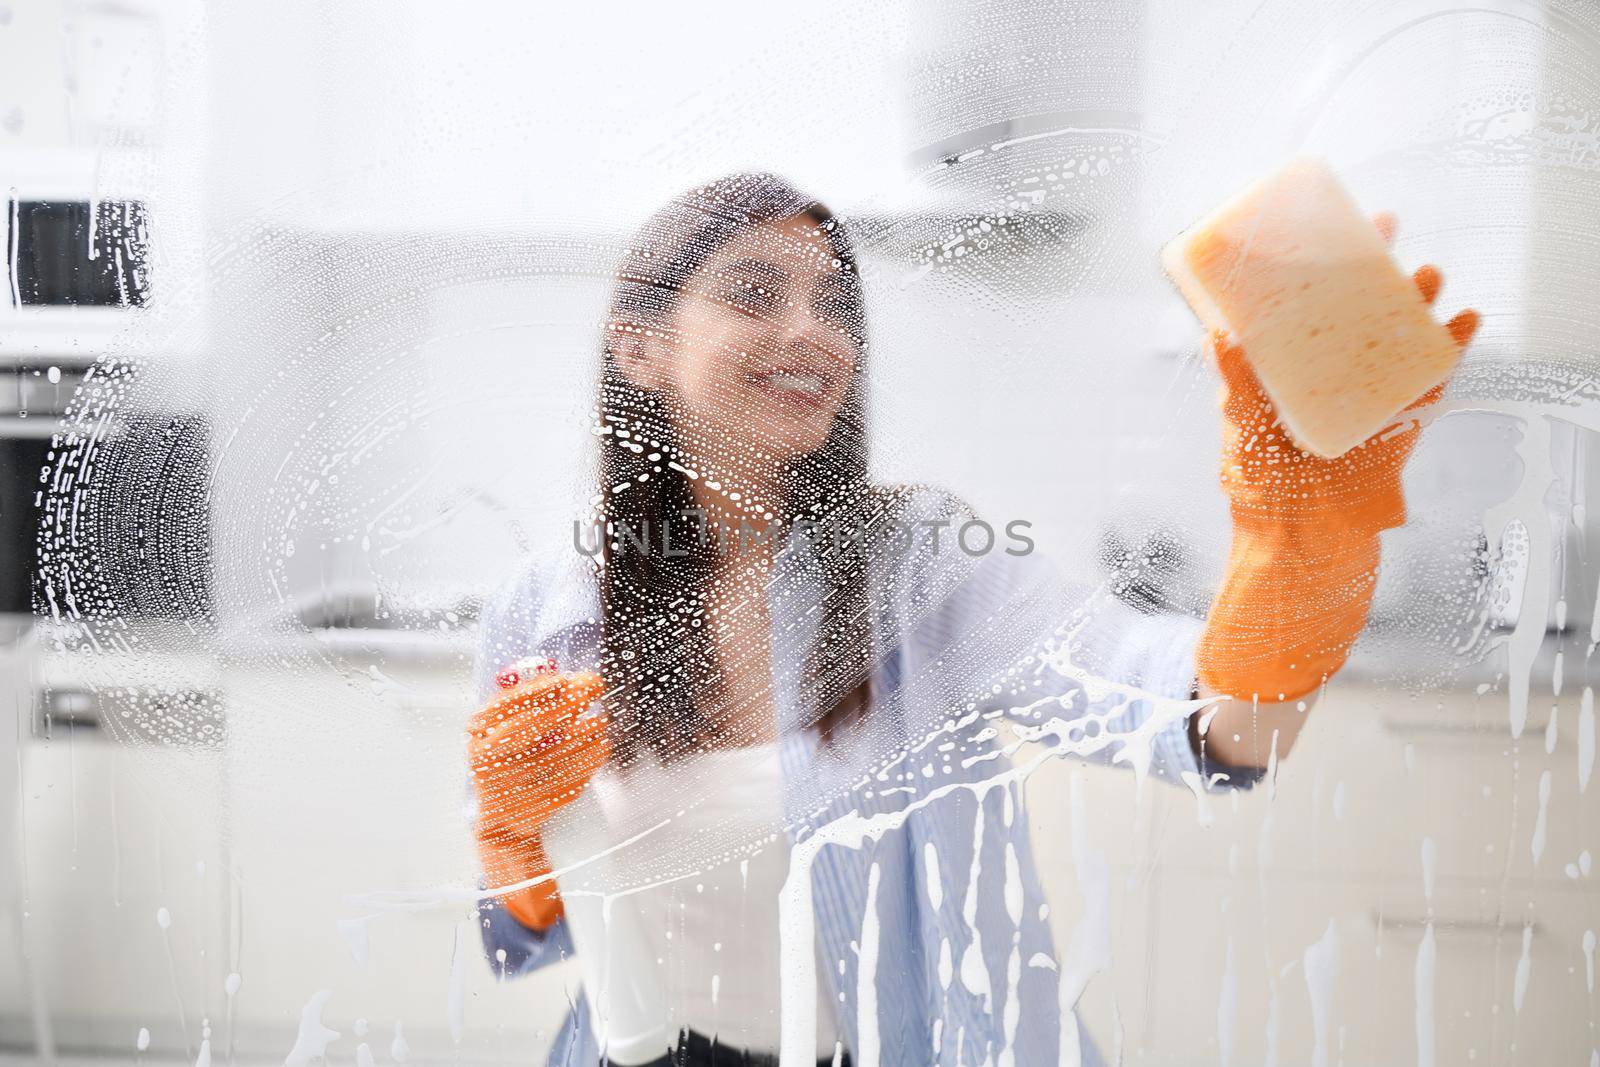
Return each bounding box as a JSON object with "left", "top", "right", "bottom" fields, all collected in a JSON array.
[
  {"left": 1024, "top": 676, "right": 1600, "bottom": 1065},
  {"left": 1140, "top": 873, "right": 1596, "bottom": 1066},
  {"left": 1145, "top": 681, "right": 1596, "bottom": 886},
  {"left": 0, "top": 730, "right": 228, "bottom": 1057},
  {"left": 2, "top": 651, "right": 582, "bottom": 1063}
]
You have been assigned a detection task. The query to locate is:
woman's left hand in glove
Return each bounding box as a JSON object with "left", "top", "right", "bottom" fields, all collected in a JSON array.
[{"left": 1197, "top": 213, "right": 1480, "bottom": 712}]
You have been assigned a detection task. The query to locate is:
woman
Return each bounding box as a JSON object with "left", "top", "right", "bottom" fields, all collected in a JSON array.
[{"left": 466, "top": 173, "right": 1478, "bottom": 1067}]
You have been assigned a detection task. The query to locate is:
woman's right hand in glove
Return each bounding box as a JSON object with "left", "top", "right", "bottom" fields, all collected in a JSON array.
[{"left": 468, "top": 671, "right": 609, "bottom": 930}]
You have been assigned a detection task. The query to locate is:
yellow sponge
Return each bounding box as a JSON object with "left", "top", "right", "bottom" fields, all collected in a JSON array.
[{"left": 1161, "top": 157, "right": 1460, "bottom": 458}]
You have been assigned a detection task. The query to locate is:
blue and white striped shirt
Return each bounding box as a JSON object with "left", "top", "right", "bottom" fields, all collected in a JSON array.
[{"left": 473, "top": 488, "right": 1256, "bottom": 1067}]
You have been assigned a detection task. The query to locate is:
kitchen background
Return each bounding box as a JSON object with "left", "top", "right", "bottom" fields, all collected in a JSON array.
[{"left": 3, "top": 0, "right": 1599, "bottom": 1063}]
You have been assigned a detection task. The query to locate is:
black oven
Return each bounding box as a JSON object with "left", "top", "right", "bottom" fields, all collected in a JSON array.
[{"left": 0, "top": 367, "right": 214, "bottom": 624}]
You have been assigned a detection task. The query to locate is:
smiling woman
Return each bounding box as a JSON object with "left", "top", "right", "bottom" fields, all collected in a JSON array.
[
  {"left": 590, "top": 175, "right": 880, "bottom": 760},
  {"left": 611, "top": 198, "right": 863, "bottom": 474},
  {"left": 466, "top": 172, "right": 1388, "bottom": 1067}
]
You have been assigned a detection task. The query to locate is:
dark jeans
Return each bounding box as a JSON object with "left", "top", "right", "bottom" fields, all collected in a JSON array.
[{"left": 617, "top": 1029, "right": 849, "bottom": 1067}]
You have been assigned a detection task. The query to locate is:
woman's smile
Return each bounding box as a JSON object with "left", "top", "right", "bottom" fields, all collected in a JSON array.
[{"left": 747, "top": 364, "right": 840, "bottom": 413}]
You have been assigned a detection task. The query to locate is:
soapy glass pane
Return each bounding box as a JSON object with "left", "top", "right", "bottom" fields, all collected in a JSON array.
[{"left": 8, "top": 0, "right": 1599, "bottom": 1064}]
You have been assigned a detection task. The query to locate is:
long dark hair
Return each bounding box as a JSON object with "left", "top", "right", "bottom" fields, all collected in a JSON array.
[{"left": 593, "top": 173, "right": 885, "bottom": 765}]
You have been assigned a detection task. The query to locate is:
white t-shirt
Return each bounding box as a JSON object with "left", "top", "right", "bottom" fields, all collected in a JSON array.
[{"left": 541, "top": 743, "right": 842, "bottom": 1066}]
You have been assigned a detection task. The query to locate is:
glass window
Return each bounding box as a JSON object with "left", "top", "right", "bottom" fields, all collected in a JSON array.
[{"left": 5, "top": 2, "right": 1598, "bottom": 1065}]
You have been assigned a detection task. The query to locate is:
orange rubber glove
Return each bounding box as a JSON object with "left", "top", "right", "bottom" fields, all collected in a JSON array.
[
  {"left": 468, "top": 671, "right": 609, "bottom": 931},
  {"left": 1197, "top": 215, "right": 1480, "bottom": 702}
]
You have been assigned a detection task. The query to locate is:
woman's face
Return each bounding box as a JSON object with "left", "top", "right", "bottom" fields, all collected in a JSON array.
[{"left": 624, "top": 216, "right": 862, "bottom": 473}]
